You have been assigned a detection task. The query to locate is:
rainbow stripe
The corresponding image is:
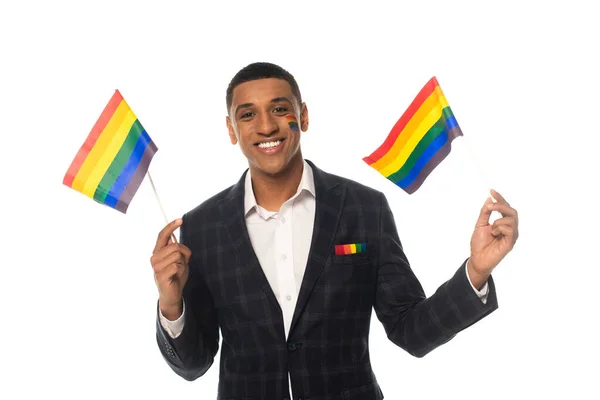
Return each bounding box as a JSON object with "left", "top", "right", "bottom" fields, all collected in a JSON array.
[
  {"left": 363, "top": 77, "right": 462, "bottom": 194},
  {"left": 335, "top": 243, "right": 367, "bottom": 255},
  {"left": 63, "top": 90, "right": 158, "bottom": 213},
  {"left": 286, "top": 115, "right": 299, "bottom": 132}
]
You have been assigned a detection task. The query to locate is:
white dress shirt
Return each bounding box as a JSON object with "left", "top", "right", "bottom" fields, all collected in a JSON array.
[{"left": 159, "top": 159, "right": 489, "bottom": 346}]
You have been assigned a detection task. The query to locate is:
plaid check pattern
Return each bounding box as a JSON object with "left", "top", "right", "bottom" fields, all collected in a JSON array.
[{"left": 156, "top": 160, "right": 498, "bottom": 400}]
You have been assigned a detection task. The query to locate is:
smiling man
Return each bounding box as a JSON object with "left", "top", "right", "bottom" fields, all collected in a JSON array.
[{"left": 151, "top": 62, "right": 519, "bottom": 400}]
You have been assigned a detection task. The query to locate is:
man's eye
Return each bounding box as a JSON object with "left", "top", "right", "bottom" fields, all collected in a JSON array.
[
  {"left": 240, "top": 112, "right": 254, "bottom": 119},
  {"left": 273, "top": 107, "right": 288, "bottom": 113}
]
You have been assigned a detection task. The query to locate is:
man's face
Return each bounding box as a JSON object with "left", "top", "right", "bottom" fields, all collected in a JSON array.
[{"left": 227, "top": 78, "right": 308, "bottom": 177}]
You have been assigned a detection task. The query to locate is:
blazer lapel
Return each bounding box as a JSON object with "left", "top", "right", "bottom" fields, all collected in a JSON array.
[
  {"left": 288, "top": 161, "right": 346, "bottom": 336},
  {"left": 218, "top": 171, "right": 284, "bottom": 328}
]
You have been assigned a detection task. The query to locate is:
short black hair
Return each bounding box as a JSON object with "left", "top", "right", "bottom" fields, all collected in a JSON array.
[{"left": 226, "top": 62, "right": 302, "bottom": 113}]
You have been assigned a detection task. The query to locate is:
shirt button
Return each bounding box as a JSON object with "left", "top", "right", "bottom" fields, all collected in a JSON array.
[
  {"left": 281, "top": 254, "right": 287, "bottom": 260},
  {"left": 280, "top": 216, "right": 286, "bottom": 223},
  {"left": 286, "top": 295, "right": 292, "bottom": 301}
]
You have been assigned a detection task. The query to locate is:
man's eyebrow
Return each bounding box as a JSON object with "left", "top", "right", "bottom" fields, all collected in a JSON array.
[
  {"left": 270, "top": 97, "right": 292, "bottom": 104},
  {"left": 234, "top": 103, "right": 253, "bottom": 116}
]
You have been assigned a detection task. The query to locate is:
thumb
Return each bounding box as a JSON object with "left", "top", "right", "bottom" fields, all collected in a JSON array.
[{"left": 475, "top": 196, "right": 495, "bottom": 228}]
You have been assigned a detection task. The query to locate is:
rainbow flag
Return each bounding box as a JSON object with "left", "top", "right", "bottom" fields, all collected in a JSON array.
[
  {"left": 363, "top": 77, "right": 462, "bottom": 194},
  {"left": 63, "top": 90, "right": 158, "bottom": 213}
]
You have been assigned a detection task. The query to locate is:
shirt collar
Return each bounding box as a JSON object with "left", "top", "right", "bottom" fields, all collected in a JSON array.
[{"left": 244, "top": 159, "right": 315, "bottom": 217}]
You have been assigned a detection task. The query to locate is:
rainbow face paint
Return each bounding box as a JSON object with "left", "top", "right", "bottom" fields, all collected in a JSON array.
[{"left": 286, "top": 115, "right": 299, "bottom": 133}]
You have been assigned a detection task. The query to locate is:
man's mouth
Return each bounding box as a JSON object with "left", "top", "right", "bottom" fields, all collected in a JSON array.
[{"left": 255, "top": 139, "right": 285, "bottom": 153}]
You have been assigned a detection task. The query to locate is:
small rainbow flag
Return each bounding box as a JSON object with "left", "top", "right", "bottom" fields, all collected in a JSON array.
[
  {"left": 63, "top": 90, "right": 158, "bottom": 213},
  {"left": 335, "top": 243, "right": 366, "bottom": 255},
  {"left": 363, "top": 77, "right": 462, "bottom": 194}
]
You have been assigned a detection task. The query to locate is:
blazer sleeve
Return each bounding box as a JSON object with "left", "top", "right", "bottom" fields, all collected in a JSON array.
[
  {"left": 373, "top": 192, "right": 498, "bottom": 358},
  {"left": 155, "top": 213, "right": 220, "bottom": 380}
]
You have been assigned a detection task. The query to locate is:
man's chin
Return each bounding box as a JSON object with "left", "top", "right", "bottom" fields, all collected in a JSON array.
[
  {"left": 250, "top": 152, "right": 302, "bottom": 178},
  {"left": 252, "top": 159, "right": 289, "bottom": 177}
]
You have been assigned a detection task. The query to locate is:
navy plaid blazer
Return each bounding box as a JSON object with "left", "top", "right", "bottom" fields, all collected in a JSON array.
[{"left": 156, "top": 160, "right": 498, "bottom": 400}]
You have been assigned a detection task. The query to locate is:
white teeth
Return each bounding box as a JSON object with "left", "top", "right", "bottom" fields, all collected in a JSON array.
[{"left": 258, "top": 140, "right": 281, "bottom": 149}]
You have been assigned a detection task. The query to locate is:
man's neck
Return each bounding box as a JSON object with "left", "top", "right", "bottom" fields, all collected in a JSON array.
[{"left": 250, "top": 155, "right": 304, "bottom": 212}]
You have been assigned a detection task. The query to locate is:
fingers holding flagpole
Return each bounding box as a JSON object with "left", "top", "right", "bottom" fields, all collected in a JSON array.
[
  {"left": 488, "top": 189, "right": 518, "bottom": 221},
  {"left": 475, "top": 188, "right": 518, "bottom": 235}
]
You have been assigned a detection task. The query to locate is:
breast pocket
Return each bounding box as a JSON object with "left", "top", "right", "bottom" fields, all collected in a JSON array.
[
  {"left": 322, "top": 248, "right": 375, "bottom": 290},
  {"left": 331, "top": 252, "right": 372, "bottom": 267},
  {"left": 313, "top": 252, "right": 375, "bottom": 316}
]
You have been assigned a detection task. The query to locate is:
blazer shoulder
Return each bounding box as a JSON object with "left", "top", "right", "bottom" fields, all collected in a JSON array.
[
  {"left": 182, "top": 184, "right": 236, "bottom": 223},
  {"left": 325, "top": 170, "right": 384, "bottom": 200}
]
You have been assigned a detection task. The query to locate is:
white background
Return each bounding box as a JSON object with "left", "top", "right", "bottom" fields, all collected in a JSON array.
[{"left": 1, "top": 1, "right": 598, "bottom": 398}]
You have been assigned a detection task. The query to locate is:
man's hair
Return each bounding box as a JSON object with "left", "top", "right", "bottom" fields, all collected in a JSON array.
[{"left": 226, "top": 62, "right": 302, "bottom": 113}]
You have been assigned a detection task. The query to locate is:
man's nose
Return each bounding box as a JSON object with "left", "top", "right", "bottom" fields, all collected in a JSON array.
[{"left": 256, "top": 113, "right": 278, "bottom": 137}]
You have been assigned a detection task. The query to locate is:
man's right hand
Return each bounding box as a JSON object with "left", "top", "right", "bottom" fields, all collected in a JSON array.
[{"left": 151, "top": 218, "right": 192, "bottom": 321}]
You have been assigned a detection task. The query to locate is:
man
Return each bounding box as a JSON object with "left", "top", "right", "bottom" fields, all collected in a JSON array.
[{"left": 151, "top": 62, "right": 519, "bottom": 400}]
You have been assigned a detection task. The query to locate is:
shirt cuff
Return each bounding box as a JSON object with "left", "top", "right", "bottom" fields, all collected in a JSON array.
[
  {"left": 465, "top": 260, "right": 489, "bottom": 304},
  {"left": 158, "top": 299, "right": 186, "bottom": 339}
]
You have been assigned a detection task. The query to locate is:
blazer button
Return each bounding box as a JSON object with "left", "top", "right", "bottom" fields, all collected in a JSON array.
[{"left": 287, "top": 343, "right": 298, "bottom": 351}]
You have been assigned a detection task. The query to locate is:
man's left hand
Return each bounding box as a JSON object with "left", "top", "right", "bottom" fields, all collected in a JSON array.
[{"left": 468, "top": 189, "right": 519, "bottom": 287}]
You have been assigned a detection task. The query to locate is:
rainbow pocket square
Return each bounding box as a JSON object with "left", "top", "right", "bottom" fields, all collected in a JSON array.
[{"left": 335, "top": 243, "right": 367, "bottom": 256}]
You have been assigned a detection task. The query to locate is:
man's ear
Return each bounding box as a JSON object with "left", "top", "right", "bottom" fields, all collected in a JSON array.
[
  {"left": 226, "top": 116, "right": 238, "bottom": 145},
  {"left": 300, "top": 103, "right": 309, "bottom": 132}
]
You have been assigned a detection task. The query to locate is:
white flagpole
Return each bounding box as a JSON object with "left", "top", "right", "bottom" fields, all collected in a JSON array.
[
  {"left": 147, "top": 170, "right": 178, "bottom": 243},
  {"left": 459, "top": 135, "right": 497, "bottom": 203}
]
